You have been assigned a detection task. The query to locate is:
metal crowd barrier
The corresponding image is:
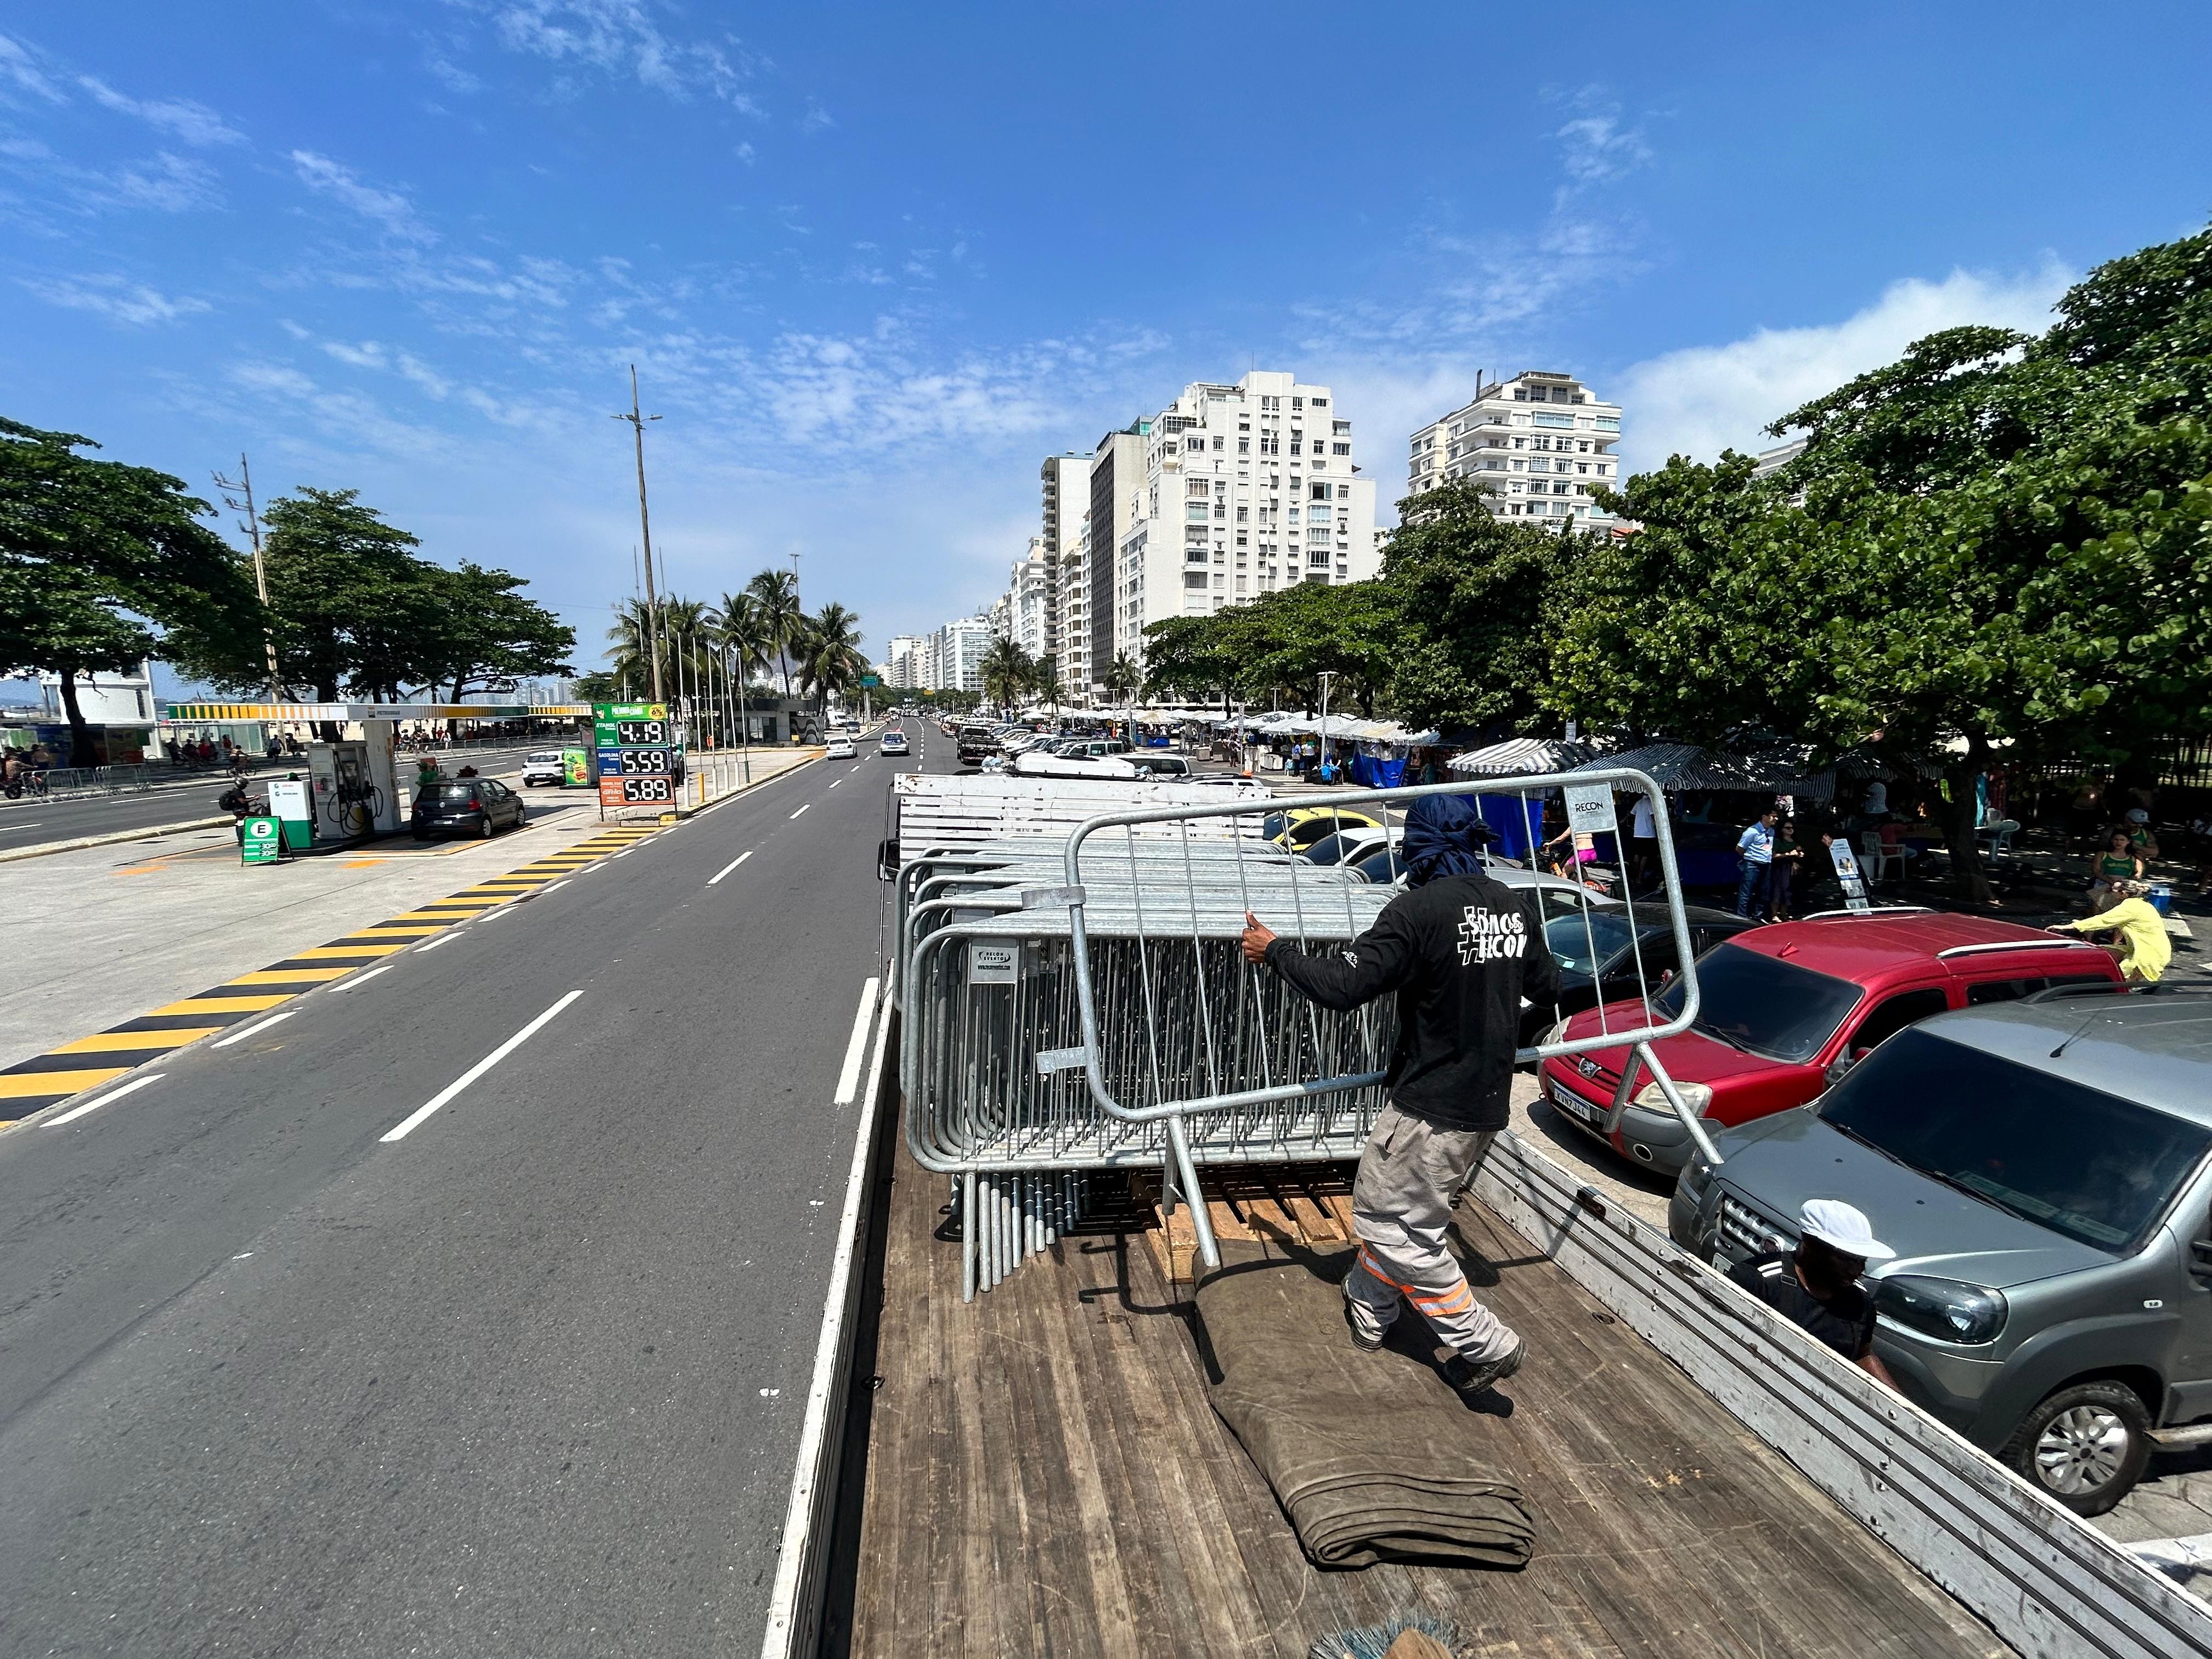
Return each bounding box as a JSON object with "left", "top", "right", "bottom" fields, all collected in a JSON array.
[{"left": 898, "top": 769, "right": 1713, "bottom": 1296}]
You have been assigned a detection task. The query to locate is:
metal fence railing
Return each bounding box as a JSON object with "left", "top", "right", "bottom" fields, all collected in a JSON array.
[{"left": 895, "top": 768, "right": 1717, "bottom": 1296}]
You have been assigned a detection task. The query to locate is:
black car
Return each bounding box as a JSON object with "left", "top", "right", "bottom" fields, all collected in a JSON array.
[
  {"left": 1519, "top": 898, "right": 1753, "bottom": 1045},
  {"left": 412, "top": 777, "right": 527, "bottom": 840}
]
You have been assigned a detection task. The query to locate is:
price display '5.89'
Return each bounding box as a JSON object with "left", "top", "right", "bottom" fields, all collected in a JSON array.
[{"left": 613, "top": 775, "right": 673, "bottom": 804}]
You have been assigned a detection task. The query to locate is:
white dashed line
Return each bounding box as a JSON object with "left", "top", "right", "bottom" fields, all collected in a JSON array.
[
  {"left": 380, "top": 989, "right": 582, "bottom": 1143},
  {"left": 790, "top": 804, "right": 811, "bottom": 820},
  {"left": 46, "top": 1072, "right": 164, "bottom": 1127},
  {"left": 212, "top": 1011, "right": 297, "bottom": 1049},
  {"left": 330, "top": 962, "right": 396, "bottom": 993},
  {"left": 832, "top": 977, "right": 883, "bottom": 1105},
  {"left": 709, "top": 850, "right": 754, "bottom": 885}
]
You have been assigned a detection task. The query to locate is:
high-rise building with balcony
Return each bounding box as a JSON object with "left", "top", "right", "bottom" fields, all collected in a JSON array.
[
  {"left": 1039, "top": 452, "right": 1090, "bottom": 699},
  {"left": 1091, "top": 370, "right": 1378, "bottom": 675},
  {"left": 1407, "top": 370, "right": 1623, "bottom": 531}
]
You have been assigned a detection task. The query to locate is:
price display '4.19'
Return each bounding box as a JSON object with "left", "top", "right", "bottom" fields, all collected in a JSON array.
[{"left": 615, "top": 718, "right": 668, "bottom": 747}]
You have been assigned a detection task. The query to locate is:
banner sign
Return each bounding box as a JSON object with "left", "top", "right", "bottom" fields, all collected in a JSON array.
[{"left": 1829, "top": 838, "right": 1871, "bottom": 911}]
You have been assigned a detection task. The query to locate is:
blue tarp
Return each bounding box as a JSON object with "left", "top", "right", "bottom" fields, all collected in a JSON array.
[{"left": 1346, "top": 752, "right": 1406, "bottom": 788}]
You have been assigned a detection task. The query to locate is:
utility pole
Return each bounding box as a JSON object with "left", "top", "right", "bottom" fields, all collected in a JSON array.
[
  {"left": 613, "top": 366, "right": 665, "bottom": 703},
  {"left": 212, "top": 454, "right": 281, "bottom": 704}
]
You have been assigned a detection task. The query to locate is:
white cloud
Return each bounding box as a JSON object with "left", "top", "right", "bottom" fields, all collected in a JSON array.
[
  {"left": 1555, "top": 110, "right": 1650, "bottom": 187},
  {"left": 799, "top": 99, "right": 833, "bottom": 134},
  {"left": 733, "top": 140, "right": 755, "bottom": 166},
  {"left": 1612, "top": 261, "right": 2074, "bottom": 470},
  {"left": 22, "top": 273, "right": 211, "bottom": 325},
  {"left": 0, "top": 32, "right": 63, "bottom": 102},
  {"left": 470, "top": 0, "right": 765, "bottom": 112},
  {"left": 290, "top": 150, "right": 435, "bottom": 242},
  {"left": 77, "top": 76, "right": 246, "bottom": 145}
]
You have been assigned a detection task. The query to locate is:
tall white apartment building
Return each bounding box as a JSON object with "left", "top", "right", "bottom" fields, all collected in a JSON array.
[
  {"left": 1004, "top": 541, "right": 1050, "bottom": 662},
  {"left": 1039, "top": 452, "right": 1090, "bottom": 698},
  {"left": 884, "top": 634, "right": 927, "bottom": 690},
  {"left": 1102, "top": 370, "right": 1378, "bottom": 673},
  {"left": 1406, "top": 370, "right": 1623, "bottom": 530},
  {"left": 932, "top": 617, "right": 992, "bottom": 693}
]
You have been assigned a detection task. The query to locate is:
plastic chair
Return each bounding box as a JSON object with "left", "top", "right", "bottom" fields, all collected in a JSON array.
[{"left": 1861, "top": 830, "right": 1906, "bottom": 884}]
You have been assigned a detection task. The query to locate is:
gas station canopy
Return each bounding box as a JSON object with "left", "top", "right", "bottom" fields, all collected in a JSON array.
[{"left": 159, "top": 702, "right": 591, "bottom": 723}]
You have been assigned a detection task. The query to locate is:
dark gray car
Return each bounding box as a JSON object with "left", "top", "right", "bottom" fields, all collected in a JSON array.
[{"left": 1669, "top": 991, "right": 2212, "bottom": 1516}]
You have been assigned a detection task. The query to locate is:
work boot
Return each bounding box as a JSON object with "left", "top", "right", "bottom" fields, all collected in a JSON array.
[
  {"left": 1341, "top": 1294, "right": 1383, "bottom": 1354},
  {"left": 1442, "top": 1336, "right": 1525, "bottom": 1397}
]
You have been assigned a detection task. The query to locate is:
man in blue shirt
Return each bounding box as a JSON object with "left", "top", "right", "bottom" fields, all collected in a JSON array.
[{"left": 1736, "top": 806, "right": 1778, "bottom": 920}]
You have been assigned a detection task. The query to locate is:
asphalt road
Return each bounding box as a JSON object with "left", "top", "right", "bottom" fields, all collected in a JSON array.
[
  {"left": 0, "top": 720, "right": 934, "bottom": 1655},
  {"left": 0, "top": 744, "right": 556, "bottom": 855}
]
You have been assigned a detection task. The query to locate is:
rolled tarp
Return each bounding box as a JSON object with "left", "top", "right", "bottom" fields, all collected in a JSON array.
[{"left": 1195, "top": 1249, "right": 1533, "bottom": 1570}]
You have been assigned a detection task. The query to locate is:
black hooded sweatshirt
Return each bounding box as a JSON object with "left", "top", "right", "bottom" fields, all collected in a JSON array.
[{"left": 1263, "top": 871, "right": 1559, "bottom": 1132}]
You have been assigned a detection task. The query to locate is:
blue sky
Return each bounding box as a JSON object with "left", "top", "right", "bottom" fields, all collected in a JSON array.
[{"left": 5, "top": 2, "right": 2209, "bottom": 687}]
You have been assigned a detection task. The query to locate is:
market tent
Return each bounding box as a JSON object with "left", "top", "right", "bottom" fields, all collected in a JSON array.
[
  {"left": 1447, "top": 736, "right": 1599, "bottom": 777},
  {"left": 1568, "top": 742, "right": 1836, "bottom": 802}
]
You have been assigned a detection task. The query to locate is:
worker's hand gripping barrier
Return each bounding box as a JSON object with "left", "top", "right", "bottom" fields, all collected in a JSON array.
[{"left": 1056, "top": 769, "right": 1716, "bottom": 1273}]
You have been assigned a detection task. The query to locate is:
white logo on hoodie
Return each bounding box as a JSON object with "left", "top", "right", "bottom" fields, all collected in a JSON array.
[{"left": 1456, "top": 905, "right": 1527, "bottom": 966}]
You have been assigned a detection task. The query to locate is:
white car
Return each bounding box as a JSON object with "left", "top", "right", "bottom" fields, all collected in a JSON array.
[
  {"left": 520, "top": 748, "right": 566, "bottom": 787},
  {"left": 879, "top": 731, "right": 911, "bottom": 757},
  {"left": 825, "top": 736, "right": 857, "bottom": 759}
]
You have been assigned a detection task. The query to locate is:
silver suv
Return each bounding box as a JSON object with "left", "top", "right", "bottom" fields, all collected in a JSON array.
[{"left": 1670, "top": 990, "right": 2212, "bottom": 1516}]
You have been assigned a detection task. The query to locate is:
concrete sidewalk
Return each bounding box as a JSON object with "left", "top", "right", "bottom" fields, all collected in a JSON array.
[{"left": 0, "top": 747, "right": 820, "bottom": 1075}]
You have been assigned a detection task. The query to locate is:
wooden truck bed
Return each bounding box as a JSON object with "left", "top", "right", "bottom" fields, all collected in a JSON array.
[{"left": 829, "top": 1144, "right": 2011, "bottom": 1659}]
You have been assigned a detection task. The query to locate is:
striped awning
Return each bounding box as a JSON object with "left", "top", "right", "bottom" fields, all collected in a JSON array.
[
  {"left": 1448, "top": 737, "right": 1598, "bottom": 776},
  {"left": 160, "top": 702, "right": 590, "bottom": 723}
]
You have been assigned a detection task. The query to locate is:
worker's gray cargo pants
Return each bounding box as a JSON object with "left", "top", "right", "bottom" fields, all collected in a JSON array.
[{"left": 1344, "top": 1102, "right": 1518, "bottom": 1364}]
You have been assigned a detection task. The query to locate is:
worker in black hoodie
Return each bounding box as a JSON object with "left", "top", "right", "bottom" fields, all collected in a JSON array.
[{"left": 1243, "top": 793, "right": 1558, "bottom": 1396}]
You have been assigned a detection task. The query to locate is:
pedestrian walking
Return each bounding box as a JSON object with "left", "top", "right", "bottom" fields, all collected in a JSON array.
[
  {"left": 1728, "top": 1200, "right": 1898, "bottom": 1385},
  {"left": 1628, "top": 789, "right": 1659, "bottom": 893},
  {"left": 1736, "top": 807, "right": 1779, "bottom": 919},
  {"left": 1240, "top": 794, "right": 1559, "bottom": 1399}
]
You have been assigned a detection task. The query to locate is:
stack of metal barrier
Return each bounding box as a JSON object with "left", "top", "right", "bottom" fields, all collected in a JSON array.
[{"left": 896, "top": 771, "right": 1709, "bottom": 1298}]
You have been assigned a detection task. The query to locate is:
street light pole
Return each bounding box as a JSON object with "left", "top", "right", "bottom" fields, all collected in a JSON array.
[
  {"left": 613, "top": 365, "right": 665, "bottom": 703},
  {"left": 212, "top": 454, "right": 281, "bottom": 704},
  {"left": 1317, "top": 670, "right": 1336, "bottom": 785}
]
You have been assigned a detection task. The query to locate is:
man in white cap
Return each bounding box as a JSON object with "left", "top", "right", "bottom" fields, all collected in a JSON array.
[{"left": 1727, "top": 1200, "right": 1898, "bottom": 1385}]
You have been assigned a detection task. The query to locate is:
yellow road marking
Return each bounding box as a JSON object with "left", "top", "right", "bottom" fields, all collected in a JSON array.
[
  {"left": 227, "top": 968, "right": 355, "bottom": 985},
  {"left": 152, "top": 994, "right": 292, "bottom": 1015},
  {"left": 344, "top": 926, "right": 447, "bottom": 938},
  {"left": 0, "top": 1068, "right": 128, "bottom": 1098},
  {"left": 50, "top": 1028, "right": 221, "bottom": 1053},
  {"left": 292, "top": 945, "right": 411, "bottom": 960}
]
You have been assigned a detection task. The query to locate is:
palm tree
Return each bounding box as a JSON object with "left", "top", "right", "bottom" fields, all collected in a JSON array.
[
  {"left": 606, "top": 599, "right": 656, "bottom": 701},
  {"left": 746, "top": 568, "right": 803, "bottom": 699},
  {"left": 1101, "top": 651, "right": 1142, "bottom": 737},
  {"left": 795, "top": 602, "right": 866, "bottom": 729},
  {"left": 979, "top": 634, "right": 1032, "bottom": 719},
  {"left": 1027, "top": 651, "right": 1062, "bottom": 719},
  {"left": 708, "top": 591, "right": 775, "bottom": 747}
]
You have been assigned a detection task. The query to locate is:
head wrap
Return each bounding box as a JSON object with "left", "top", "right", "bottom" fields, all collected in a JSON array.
[{"left": 1401, "top": 793, "right": 1496, "bottom": 886}]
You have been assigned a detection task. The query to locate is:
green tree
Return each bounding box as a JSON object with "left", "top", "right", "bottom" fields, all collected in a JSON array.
[
  {"left": 746, "top": 568, "right": 803, "bottom": 699},
  {"left": 1140, "top": 613, "right": 1243, "bottom": 708},
  {"left": 1558, "top": 223, "right": 2212, "bottom": 901},
  {"left": 1381, "top": 477, "right": 1572, "bottom": 734},
  {"left": 708, "top": 590, "right": 776, "bottom": 741},
  {"left": 978, "top": 633, "right": 1032, "bottom": 717},
  {"left": 1026, "top": 649, "right": 1063, "bottom": 718},
  {"left": 1101, "top": 651, "right": 1142, "bottom": 708},
  {"left": 0, "top": 419, "right": 264, "bottom": 764},
  {"left": 794, "top": 601, "right": 866, "bottom": 726}
]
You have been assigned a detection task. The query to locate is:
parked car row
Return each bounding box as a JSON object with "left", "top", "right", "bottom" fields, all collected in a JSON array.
[{"left": 1525, "top": 900, "right": 2199, "bottom": 1518}]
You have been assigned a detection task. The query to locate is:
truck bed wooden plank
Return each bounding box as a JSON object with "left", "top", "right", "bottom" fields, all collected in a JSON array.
[{"left": 837, "top": 1146, "right": 2013, "bottom": 1659}]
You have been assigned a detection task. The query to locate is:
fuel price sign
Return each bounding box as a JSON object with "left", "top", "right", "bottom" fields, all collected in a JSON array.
[{"left": 591, "top": 701, "right": 684, "bottom": 810}]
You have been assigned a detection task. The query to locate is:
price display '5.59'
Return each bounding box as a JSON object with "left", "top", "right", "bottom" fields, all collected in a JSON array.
[{"left": 617, "top": 747, "right": 672, "bottom": 775}]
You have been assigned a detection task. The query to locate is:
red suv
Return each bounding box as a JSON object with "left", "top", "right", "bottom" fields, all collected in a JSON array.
[{"left": 1537, "top": 909, "right": 2125, "bottom": 1177}]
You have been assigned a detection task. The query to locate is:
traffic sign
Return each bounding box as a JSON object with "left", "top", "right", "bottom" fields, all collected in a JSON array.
[{"left": 240, "top": 815, "right": 283, "bottom": 865}]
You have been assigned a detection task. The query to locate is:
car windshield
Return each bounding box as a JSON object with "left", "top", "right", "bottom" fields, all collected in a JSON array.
[
  {"left": 1303, "top": 831, "right": 1376, "bottom": 866},
  {"left": 424, "top": 783, "right": 479, "bottom": 804},
  {"left": 1653, "top": 941, "right": 1861, "bottom": 1063},
  {"left": 1544, "top": 910, "right": 1638, "bottom": 977},
  {"left": 1351, "top": 848, "right": 1408, "bottom": 884},
  {"left": 1820, "top": 1029, "right": 2211, "bottom": 1254}
]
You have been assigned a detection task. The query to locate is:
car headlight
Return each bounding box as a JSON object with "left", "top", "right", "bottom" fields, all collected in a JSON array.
[
  {"left": 1634, "top": 1080, "right": 1713, "bottom": 1115},
  {"left": 1875, "top": 1276, "right": 2007, "bottom": 1346},
  {"left": 1677, "top": 1153, "right": 1714, "bottom": 1203}
]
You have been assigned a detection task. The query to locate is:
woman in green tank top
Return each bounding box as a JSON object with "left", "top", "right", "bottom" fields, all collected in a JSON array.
[{"left": 2089, "top": 830, "right": 2145, "bottom": 910}]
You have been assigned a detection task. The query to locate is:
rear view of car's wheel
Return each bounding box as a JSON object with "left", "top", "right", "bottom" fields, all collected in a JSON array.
[{"left": 2000, "top": 1380, "right": 2153, "bottom": 1516}]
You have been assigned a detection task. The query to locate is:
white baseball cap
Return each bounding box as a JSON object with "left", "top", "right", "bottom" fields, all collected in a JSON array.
[{"left": 1798, "top": 1199, "right": 1894, "bottom": 1262}]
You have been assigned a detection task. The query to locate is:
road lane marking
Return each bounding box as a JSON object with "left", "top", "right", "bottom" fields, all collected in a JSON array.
[
  {"left": 52, "top": 1028, "right": 218, "bottom": 1054},
  {"left": 832, "top": 977, "right": 883, "bottom": 1105},
  {"left": 545, "top": 879, "right": 569, "bottom": 892},
  {"left": 481, "top": 906, "right": 514, "bottom": 923},
  {"left": 212, "top": 1011, "right": 297, "bottom": 1049},
  {"left": 46, "top": 1072, "right": 164, "bottom": 1126},
  {"left": 829, "top": 779, "right": 843, "bottom": 789},
  {"left": 151, "top": 994, "right": 291, "bottom": 1015},
  {"left": 790, "top": 803, "right": 811, "bottom": 819},
  {"left": 381, "top": 989, "right": 582, "bottom": 1143},
  {"left": 416, "top": 933, "right": 460, "bottom": 952},
  {"left": 579, "top": 861, "right": 606, "bottom": 874},
  {"left": 330, "top": 963, "right": 397, "bottom": 992},
  {"left": 708, "top": 850, "right": 754, "bottom": 885}
]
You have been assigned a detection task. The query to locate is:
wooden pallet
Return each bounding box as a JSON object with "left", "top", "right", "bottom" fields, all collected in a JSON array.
[{"left": 1132, "top": 1164, "right": 1357, "bottom": 1286}]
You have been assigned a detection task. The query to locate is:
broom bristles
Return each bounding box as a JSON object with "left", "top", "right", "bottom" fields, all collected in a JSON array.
[{"left": 1306, "top": 1608, "right": 1458, "bottom": 1659}]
